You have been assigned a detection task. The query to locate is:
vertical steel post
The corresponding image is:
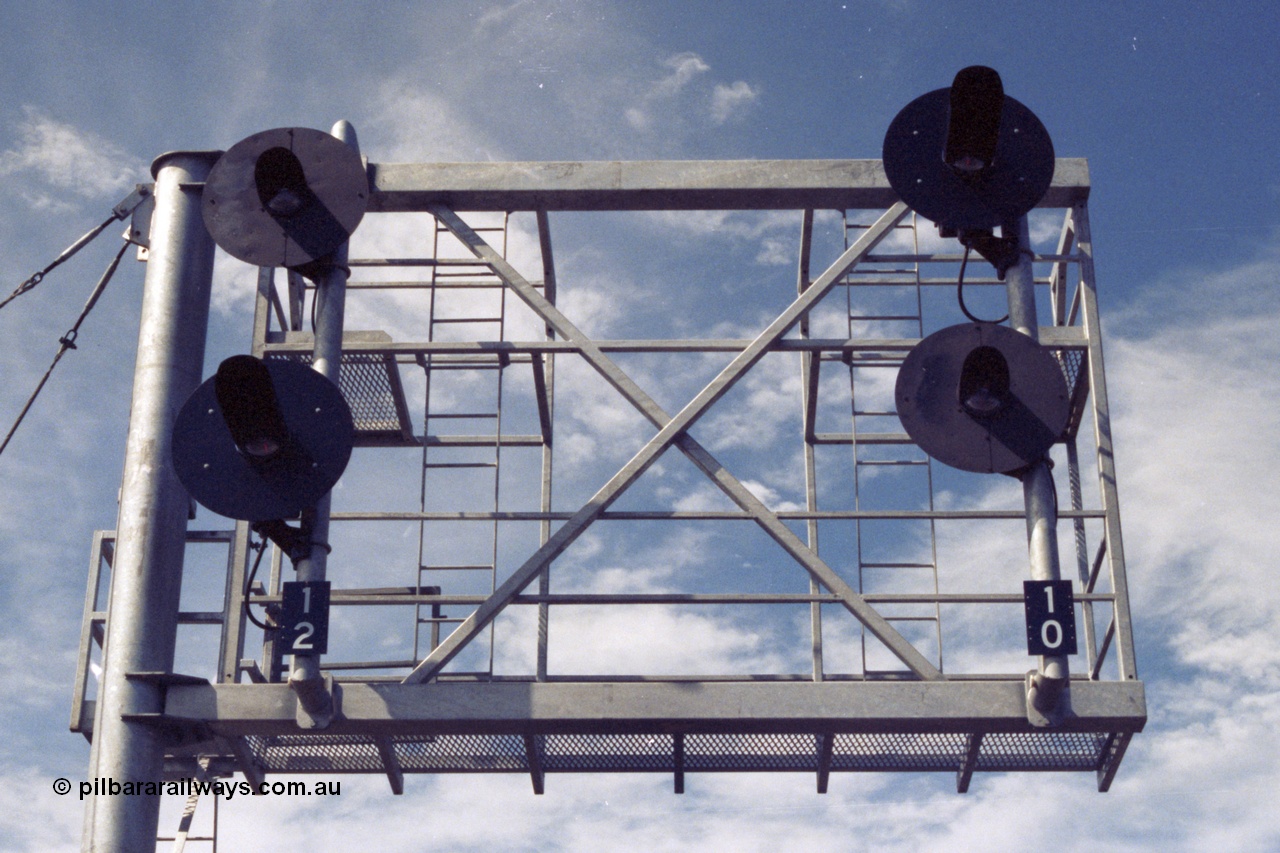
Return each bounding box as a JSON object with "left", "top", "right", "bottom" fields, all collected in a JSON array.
[
  {"left": 82, "top": 151, "right": 219, "bottom": 852},
  {"left": 1005, "top": 216, "right": 1069, "bottom": 721},
  {"left": 288, "top": 121, "right": 358, "bottom": 725}
]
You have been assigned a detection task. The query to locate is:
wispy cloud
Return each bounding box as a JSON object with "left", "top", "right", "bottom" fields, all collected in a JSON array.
[
  {"left": 0, "top": 107, "right": 139, "bottom": 210},
  {"left": 624, "top": 52, "right": 759, "bottom": 134},
  {"left": 626, "top": 52, "right": 711, "bottom": 130},
  {"left": 711, "top": 80, "right": 760, "bottom": 124}
]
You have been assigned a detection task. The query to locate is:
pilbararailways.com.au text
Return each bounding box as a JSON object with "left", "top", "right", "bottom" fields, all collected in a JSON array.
[{"left": 73, "top": 777, "right": 340, "bottom": 801}]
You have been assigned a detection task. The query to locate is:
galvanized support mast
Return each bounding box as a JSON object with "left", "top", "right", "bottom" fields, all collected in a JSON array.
[
  {"left": 1006, "top": 215, "right": 1070, "bottom": 722},
  {"left": 289, "top": 120, "right": 359, "bottom": 727},
  {"left": 81, "top": 151, "right": 219, "bottom": 852}
]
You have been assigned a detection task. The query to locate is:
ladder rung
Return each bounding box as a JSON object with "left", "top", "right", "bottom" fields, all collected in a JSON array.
[
  {"left": 348, "top": 257, "right": 439, "bottom": 267},
  {"left": 422, "top": 363, "right": 505, "bottom": 372},
  {"left": 853, "top": 410, "right": 898, "bottom": 417},
  {"left": 420, "top": 564, "right": 494, "bottom": 572},
  {"left": 425, "top": 435, "right": 539, "bottom": 447},
  {"left": 431, "top": 317, "right": 504, "bottom": 324},
  {"left": 861, "top": 561, "right": 936, "bottom": 569},
  {"left": 419, "top": 361, "right": 504, "bottom": 371},
  {"left": 426, "top": 413, "right": 498, "bottom": 419},
  {"left": 424, "top": 462, "right": 497, "bottom": 469},
  {"left": 849, "top": 315, "right": 920, "bottom": 322},
  {"left": 856, "top": 459, "right": 927, "bottom": 466},
  {"left": 857, "top": 432, "right": 912, "bottom": 443},
  {"left": 812, "top": 432, "right": 914, "bottom": 444}
]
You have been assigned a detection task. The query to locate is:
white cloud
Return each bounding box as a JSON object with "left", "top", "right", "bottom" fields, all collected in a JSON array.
[
  {"left": 626, "top": 53, "right": 711, "bottom": 131},
  {"left": 0, "top": 107, "right": 139, "bottom": 208},
  {"left": 624, "top": 52, "right": 760, "bottom": 136},
  {"left": 672, "top": 478, "right": 800, "bottom": 514},
  {"left": 0, "top": 765, "right": 83, "bottom": 850},
  {"left": 699, "top": 350, "right": 802, "bottom": 452},
  {"left": 1107, "top": 257, "right": 1280, "bottom": 641},
  {"left": 710, "top": 80, "right": 760, "bottom": 124},
  {"left": 366, "top": 80, "right": 507, "bottom": 162},
  {"left": 654, "top": 52, "right": 711, "bottom": 98}
]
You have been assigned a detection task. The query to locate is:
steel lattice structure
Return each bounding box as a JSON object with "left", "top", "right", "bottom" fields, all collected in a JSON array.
[{"left": 73, "top": 156, "right": 1143, "bottom": 815}]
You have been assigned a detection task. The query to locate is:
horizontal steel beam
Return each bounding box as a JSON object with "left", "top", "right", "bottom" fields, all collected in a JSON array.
[
  {"left": 161, "top": 680, "right": 1144, "bottom": 738},
  {"left": 259, "top": 326, "right": 1087, "bottom": 356},
  {"left": 239, "top": 590, "right": 1119, "bottom": 607},
  {"left": 365, "top": 159, "right": 1090, "bottom": 212}
]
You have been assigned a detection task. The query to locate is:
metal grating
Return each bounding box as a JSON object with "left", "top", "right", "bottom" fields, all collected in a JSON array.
[
  {"left": 243, "top": 730, "right": 1119, "bottom": 777},
  {"left": 832, "top": 733, "right": 970, "bottom": 771},
  {"left": 975, "top": 731, "right": 1107, "bottom": 772},
  {"left": 246, "top": 734, "right": 385, "bottom": 772},
  {"left": 542, "top": 734, "right": 675, "bottom": 772},
  {"left": 1054, "top": 346, "right": 1091, "bottom": 438},
  {"left": 686, "top": 733, "right": 819, "bottom": 772},
  {"left": 392, "top": 734, "right": 529, "bottom": 773},
  {"left": 264, "top": 350, "right": 412, "bottom": 443}
]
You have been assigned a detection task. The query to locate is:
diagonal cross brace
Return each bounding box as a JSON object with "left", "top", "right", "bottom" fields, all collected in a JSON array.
[{"left": 404, "top": 201, "right": 942, "bottom": 683}]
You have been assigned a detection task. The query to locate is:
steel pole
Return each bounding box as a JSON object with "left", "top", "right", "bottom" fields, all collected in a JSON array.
[
  {"left": 82, "top": 151, "right": 219, "bottom": 852},
  {"left": 1004, "top": 216, "right": 1069, "bottom": 721},
  {"left": 288, "top": 121, "right": 358, "bottom": 725}
]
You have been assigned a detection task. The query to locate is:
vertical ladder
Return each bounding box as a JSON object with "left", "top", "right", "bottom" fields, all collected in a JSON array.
[
  {"left": 155, "top": 759, "right": 218, "bottom": 851},
  {"left": 843, "top": 212, "right": 944, "bottom": 677},
  {"left": 414, "top": 213, "right": 510, "bottom": 675}
]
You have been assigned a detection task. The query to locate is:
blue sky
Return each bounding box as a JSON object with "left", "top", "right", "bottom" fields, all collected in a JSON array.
[{"left": 2, "top": 2, "right": 1279, "bottom": 850}]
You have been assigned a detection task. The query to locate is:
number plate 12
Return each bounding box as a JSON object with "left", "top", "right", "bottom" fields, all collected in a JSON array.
[
  {"left": 280, "top": 581, "right": 331, "bottom": 655},
  {"left": 1022, "top": 580, "right": 1078, "bottom": 656}
]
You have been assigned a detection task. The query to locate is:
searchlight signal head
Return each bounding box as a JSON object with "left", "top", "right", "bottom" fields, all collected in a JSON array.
[
  {"left": 202, "top": 127, "right": 368, "bottom": 276},
  {"left": 172, "top": 356, "right": 355, "bottom": 522},
  {"left": 883, "top": 67, "right": 1055, "bottom": 278},
  {"left": 957, "top": 345, "right": 1011, "bottom": 419},
  {"left": 214, "top": 355, "right": 290, "bottom": 460},
  {"left": 254, "top": 147, "right": 313, "bottom": 218},
  {"left": 944, "top": 66, "right": 1005, "bottom": 176},
  {"left": 896, "top": 323, "right": 1069, "bottom": 475}
]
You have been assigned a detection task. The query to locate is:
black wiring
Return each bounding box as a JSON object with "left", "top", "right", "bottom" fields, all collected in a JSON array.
[
  {"left": 243, "top": 536, "right": 275, "bottom": 631},
  {"left": 956, "top": 244, "right": 1009, "bottom": 325}
]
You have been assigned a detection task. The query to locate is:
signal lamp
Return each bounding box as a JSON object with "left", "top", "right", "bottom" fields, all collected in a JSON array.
[
  {"left": 944, "top": 66, "right": 1005, "bottom": 176},
  {"left": 957, "top": 345, "right": 1010, "bottom": 418},
  {"left": 214, "top": 355, "right": 291, "bottom": 461},
  {"left": 882, "top": 67, "right": 1054, "bottom": 243},
  {"left": 202, "top": 127, "right": 368, "bottom": 274},
  {"left": 172, "top": 356, "right": 355, "bottom": 521},
  {"left": 254, "top": 147, "right": 312, "bottom": 218},
  {"left": 895, "top": 323, "right": 1069, "bottom": 475}
]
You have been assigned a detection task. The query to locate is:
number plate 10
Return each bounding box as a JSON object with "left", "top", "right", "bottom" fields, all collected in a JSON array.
[
  {"left": 280, "top": 581, "right": 331, "bottom": 655},
  {"left": 1022, "top": 580, "right": 1078, "bottom": 656}
]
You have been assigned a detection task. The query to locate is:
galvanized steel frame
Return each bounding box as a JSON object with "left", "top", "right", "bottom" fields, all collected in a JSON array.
[{"left": 74, "top": 157, "right": 1142, "bottom": 797}]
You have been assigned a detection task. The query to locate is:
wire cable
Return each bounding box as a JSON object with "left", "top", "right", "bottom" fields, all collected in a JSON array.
[
  {"left": 243, "top": 535, "right": 276, "bottom": 631},
  {"left": 956, "top": 245, "right": 1009, "bottom": 324},
  {"left": 0, "top": 240, "right": 129, "bottom": 460},
  {"left": 0, "top": 212, "right": 120, "bottom": 312}
]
